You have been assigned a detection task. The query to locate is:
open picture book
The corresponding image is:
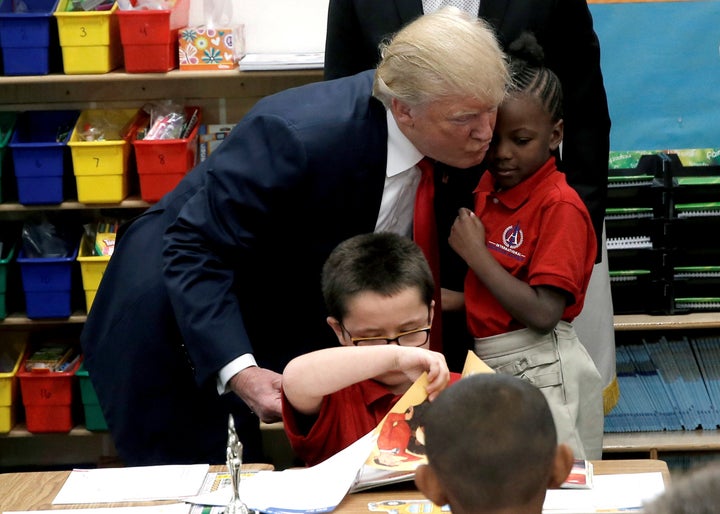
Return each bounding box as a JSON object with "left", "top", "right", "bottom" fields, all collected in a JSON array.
[{"left": 350, "top": 350, "right": 494, "bottom": 492}]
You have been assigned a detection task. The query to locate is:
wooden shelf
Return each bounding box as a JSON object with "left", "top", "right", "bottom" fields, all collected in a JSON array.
[
  {"left": 1, "top": 424, "right": 101, "bottom": 438},
  {"left": 603, "top": 431, "right": 720, "bottom": 459},
  {"left": 0, "top": 312, "right": 87, "bottom": 328},
  {"left": 0, "top": 198, "right": 151, "bottom": 212},
  {"left": 0, "top": 69, "right": 323, "bottom": 115},
  {"left": 614, "top": 312, "right": 720, "bottom": 331}
]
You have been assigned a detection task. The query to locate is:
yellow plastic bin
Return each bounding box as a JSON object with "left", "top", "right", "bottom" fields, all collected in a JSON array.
[
  {"left": 54, "top": 0, "right": 121, "bottom": 74},
  {"left": 0, "top": 340, "right": 26, "bottom": 433},
  {"left": 68, "top": 108, "right": 144, "bottom": 204},
  {"left": 76, "top": 235, "right": 109, "bottom": 312}
]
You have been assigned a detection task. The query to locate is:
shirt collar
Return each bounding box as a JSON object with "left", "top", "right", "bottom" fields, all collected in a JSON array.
[
  {"left": 386, "top": 109, "right": 424, "bottom": 177},
  {"left": 476, "top": 156, "right": 558, "bottom": 209}
]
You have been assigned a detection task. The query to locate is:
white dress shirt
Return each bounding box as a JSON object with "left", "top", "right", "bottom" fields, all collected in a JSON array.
[{"left": 422, "top": 0, "right": 480, "bottom": 15}]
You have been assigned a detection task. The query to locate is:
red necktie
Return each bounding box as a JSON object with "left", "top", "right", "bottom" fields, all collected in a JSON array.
[{"left": 414, "top": 158, "right": 443, "bottom": 353}]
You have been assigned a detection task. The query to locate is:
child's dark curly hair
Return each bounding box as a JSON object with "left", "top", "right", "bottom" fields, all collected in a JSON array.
[{"left": 507, "top": 32, "right": 564, "bottom": 122}]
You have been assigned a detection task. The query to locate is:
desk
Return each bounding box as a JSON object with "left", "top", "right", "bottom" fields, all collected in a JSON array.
[
  {"left": 334, "top": 460, "right": 670, "bottom": 514},
  {"left": 0, "top": 460, "right": 668, "bottom": 513},
  {"left": 0, "top": 464, "right": 272, "bottom": 511}
]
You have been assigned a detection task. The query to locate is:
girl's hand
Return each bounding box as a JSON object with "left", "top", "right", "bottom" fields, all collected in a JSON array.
[{"left": 449, "top": 208, "right": 486, "bottom": 263}]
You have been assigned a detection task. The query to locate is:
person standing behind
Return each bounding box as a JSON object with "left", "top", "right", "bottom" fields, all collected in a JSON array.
[
  {"left": 448, "top": 34, "right": 603, "bottom": 459},
  {"left": 415, "top": 373, "right": 574, "bottom": 514},
  {"left": 80, "top": 7, "right": 508, "bottom": 466},
  {"left": 324, "top": 0, "right": 618, "bottom": 412},
  {"left": 282, "top": 232, "right": 452, "bottom": 466}
]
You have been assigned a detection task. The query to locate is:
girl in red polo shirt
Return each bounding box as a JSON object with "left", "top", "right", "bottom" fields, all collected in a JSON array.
[{"left": 448, "top": 33, "right": 603, "bottom": 460}]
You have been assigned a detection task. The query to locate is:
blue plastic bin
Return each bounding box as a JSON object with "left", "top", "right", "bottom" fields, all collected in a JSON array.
[
  {"left": 17, "top": 245, "right": 78, "bottom": 319},
  {"left": 0, "top": 0, "right": 60, "bottom": 76},
  {"left": 9, "top": 110, "right": 79, "bottom": 205}
]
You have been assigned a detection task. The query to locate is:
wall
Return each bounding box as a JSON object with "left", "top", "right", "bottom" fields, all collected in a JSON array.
[
  {"left": 187, "top": 0, "right": 329, "bottom": 53},
  {"left": 585, "top": 1, "right": 719, "bottom": 152}
]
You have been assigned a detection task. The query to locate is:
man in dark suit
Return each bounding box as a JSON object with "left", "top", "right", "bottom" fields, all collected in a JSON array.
[
  {"left": 80, "top": 7, "right": 509, "bottom": 466},
  {"left": 324, "top": 0, "right": 618, "bottom": 407}
]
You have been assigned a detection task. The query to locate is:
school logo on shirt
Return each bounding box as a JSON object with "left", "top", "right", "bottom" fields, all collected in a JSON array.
[
  {"left": 503, "top": 223, "right": 523, "bottom": 249},
  {"left": 486, "top": 222, "right": 526, "bottom": 261}
]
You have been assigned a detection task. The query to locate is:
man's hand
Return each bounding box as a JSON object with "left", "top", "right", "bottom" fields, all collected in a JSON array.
[{"left": 229, "top": 366, "right": 283, "bottom": 423}]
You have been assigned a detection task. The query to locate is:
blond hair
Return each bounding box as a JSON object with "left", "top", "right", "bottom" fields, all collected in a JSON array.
[{"left": 373, "top": 6, "right": 509, "bottom": 108}]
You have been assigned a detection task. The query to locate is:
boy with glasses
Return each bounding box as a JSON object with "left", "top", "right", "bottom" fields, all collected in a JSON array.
[{"left": 281, "top": 232, "right": 454, "bottom": 466}]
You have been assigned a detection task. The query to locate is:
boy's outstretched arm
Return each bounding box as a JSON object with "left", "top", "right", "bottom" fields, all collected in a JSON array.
[
  {"left": 449, "top": 208, "right": 566, "bottom": 333},
  {"left": 282, "top": 346, "right": 449, "bottom": 415}
]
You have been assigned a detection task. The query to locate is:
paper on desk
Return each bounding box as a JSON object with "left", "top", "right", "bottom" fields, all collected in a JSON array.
[
  {"left": 6, "top": 504, "right": 190, "bottom": 514},
  {"left": 186, "top": 432, "right": 375, "bottom": 514},
  {"left": 52, "top": 464, "right": 210, "bottom": 504},
  {"left": 543, "top": 472, "right": 665, "bottom": 513}
]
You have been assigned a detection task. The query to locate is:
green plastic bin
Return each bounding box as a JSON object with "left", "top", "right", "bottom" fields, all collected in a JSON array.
[
  {"left": 76, "top": 362, "right": 108, "bottom": 431},
  {"left": 0, "top": 112, "right": 17, "bottom": 203},
  {"left": 0, "top": 242, "right": 15, "bottom": 320}
]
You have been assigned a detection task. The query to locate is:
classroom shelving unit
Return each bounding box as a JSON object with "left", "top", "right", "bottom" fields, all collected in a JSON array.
[{"left": 0, "top": 68, "right": 322, "bottom": 471}]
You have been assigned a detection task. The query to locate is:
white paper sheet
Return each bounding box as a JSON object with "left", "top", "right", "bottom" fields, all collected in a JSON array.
[
  {"left": 238, "top": 52, "right": 325, "bottom": 71},
  {"left": 6, "top": 504, "right": 190, "bottom": 514},
  {"left": 52, "top": 465, "right": 210, "bottom": 504},
  {"left": 186, "top": 432, "right": 375, "bottom": 513},
  {"left": 543, "top": 472, "right": 665, "bottom": 513}
]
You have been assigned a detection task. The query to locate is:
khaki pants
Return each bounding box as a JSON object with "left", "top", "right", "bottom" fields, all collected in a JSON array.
[{"left": 474, "top": 321, "right": 604, "bottom": 459}]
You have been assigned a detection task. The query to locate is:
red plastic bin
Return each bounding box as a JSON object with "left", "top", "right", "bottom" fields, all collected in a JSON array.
[
  {"left": 133, "top": 106, "right": 201, "bottom": 202},
  {"left": 116, "top": 0, "right": 190, "bottom": 73},
  {"left": 17, "top": 355, "right": 81, "bottom": 433}
]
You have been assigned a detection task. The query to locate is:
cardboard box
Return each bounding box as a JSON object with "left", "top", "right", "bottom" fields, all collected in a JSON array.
[{"left": 178, "top": 25, "right": 244, "bottom": 70}]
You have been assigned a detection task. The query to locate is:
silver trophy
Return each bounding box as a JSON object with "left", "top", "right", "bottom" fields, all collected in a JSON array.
[{"left": 226, "top": 414, "right": 250, "bottom": 514}]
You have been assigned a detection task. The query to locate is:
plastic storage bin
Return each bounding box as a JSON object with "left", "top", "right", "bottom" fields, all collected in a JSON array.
[
  {"left": 133, "top": 106, "right": 201, "bottom": 202},
  {"left": 0, "top": 340, "right": 25, "bottom": 433},
  {"left": 0, "top": 241, "right": 15, "bottom": 320},
  {"left": 76, "top": 235, "right": 109, "bottom": 312},
  {"left": 76, "top": 362, "right": 107, "bottom": 431},
  {"left": 17, "top": 244, "right": 78, "bottom": 319},
  {"left": 16, "top": 354, "right": 81, "bottom": 433},
  {"left": 117, "top": 0, "right": 189, "bottom": 73},
  {"left": 9, "top": 110, "right": 79, "bottom": 205},
  {"left": 54, "top": 0, "right": 121, "bottom": 74},
  {"left": 0, "top": 111, "right": 17, "bottom": 203},
  {"left": 0, "top": 0, "right": 60, "bottom": 75},
  {"left": 68, "top": 108, "right": 144, "bottom": 203}
]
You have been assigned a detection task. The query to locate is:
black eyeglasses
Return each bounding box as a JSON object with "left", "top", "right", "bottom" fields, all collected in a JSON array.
[{"left": 341, "top": 324, "right": 432, "bottom": 347}]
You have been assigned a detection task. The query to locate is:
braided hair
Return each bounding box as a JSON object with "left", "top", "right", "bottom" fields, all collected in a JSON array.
[{"left": 507, "top": 32, "right": 563, "bottom": 122}]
